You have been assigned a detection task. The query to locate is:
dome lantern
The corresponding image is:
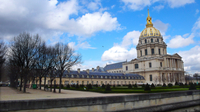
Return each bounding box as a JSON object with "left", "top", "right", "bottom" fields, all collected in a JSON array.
[
  {"left": 146, "top": 9, "right": 153, "bottom": 28},
  {"left": 139, "top": 9, "right": 161, "bottom": 38}
]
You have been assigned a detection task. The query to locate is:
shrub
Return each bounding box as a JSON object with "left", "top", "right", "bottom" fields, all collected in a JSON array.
[
  {"left": 144, "top": 83, "right": 151, "bottom": 91},
  {"left": 61, "top": 84, "right": 64, "bottom": 88},
  {"left": 189, "top": 82, "right": 193, "bottom": 85},
  {"left": 71, "top": 84, "right": 75, "bottom": 88},
  {"left": 128, "top": 84, "right": 132, "bottom": 89},
  {"left": 142, "top": 84, "right": 145, "bottom": 88},
  {"left": 80, "top": 84, "right": 84, "bottom": 88},
  {"left": 157, "top": 84, "right": 162, "bottom": 86},
  {"left": 194, "top": 83, "right": 197, "bottom": 86},
  {"left": 134, "top": 83, "right": 138, "bottom": 88},
  {"left": 105, "top": 84, "right": 111, "bottom": 91},
  {"left": 189, "top": 83, "right": 196, "bottom": 90},
  {"left": 117, "top": 85, "right": 121, "bottom": 86},
  {"left": 95, "top": 84, "right": 98, "bottom": 87},
  {"left": 151, "top": 83, "right": 155, "bottom": 88},
  {"left": 179, "top": 83, "right": 184, "bottom": 86},
  {"left": 75, "top": 84, "right": 79, "bottom": 88},
  {"left": 168, "top": 83, "right": 173, "bottom": 87},
  {"left": 87, "top": 84, "right": 93, "bottom": 89},
  {"left": 198, "top": 83, "right": 200, "bottom": 86},
  {"left": 184, "top": 83, "right": 188, "bottom": 86},
  {"left": 113, "top": 85, "right": 115, "bottom": 88},
  {"left": 67, "top": 84, "right": 70, "bottom": 88},
  {"left": 101, "top": 84, "right": 105, "bottom": 88},
  {"left": 162, "top": 83, "right": 167, "bottom": 87},
  {"left": 175, "top": 82, "right": 179, "bottom": 85}
]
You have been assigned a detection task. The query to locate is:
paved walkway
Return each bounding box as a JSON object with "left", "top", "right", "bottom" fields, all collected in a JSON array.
[{"left": 0, "top": 87, "right": 144, "bottom": 101}]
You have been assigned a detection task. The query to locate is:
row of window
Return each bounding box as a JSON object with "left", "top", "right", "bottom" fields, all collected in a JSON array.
[
  {"left": 126, "top": 62, "right": 163, "bottom": 70},
  {"left": 141, "top": 38, "right": 160, "bottom": 44},
  {"left": 140, "top": 48, "right": 162, "bottom": 56},
  {"left": 109, "top": 70, "right": 122, "bottom": 73},
  {"left": 65, "top": 74, "right": 143, "bottom": 80},
  {"left": 61, "top": 80, "right": 144, "bottom": 85}
]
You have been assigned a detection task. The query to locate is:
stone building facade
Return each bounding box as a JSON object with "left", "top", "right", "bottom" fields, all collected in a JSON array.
[{"left": 105, "top": 10, "right": 185, "bottom": 84}]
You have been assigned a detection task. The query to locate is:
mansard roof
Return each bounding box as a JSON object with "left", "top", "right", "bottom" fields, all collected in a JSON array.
[
  {"left": 61, "top": 70, "right": 145, "bottom": 80},
  {"left": 104, "top": 61, "right": 126, "bottom": 71}
]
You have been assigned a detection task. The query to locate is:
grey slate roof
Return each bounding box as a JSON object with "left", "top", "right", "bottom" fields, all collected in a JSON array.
[
  {"left": 61, "top": 70, "right": 145, "bottom": 80},
  {"left": 104, "top": 61, "right": 126, "bottom": 71}
]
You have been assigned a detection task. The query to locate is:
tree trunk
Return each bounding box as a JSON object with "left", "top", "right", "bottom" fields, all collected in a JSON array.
[
  {"left": 50, "top": 79, "right": 53, "bottom": 92},
  {"left": 44, "top": 76, "right": 46, "bottom": 91},
  {"left": 20, "top": 76, "right": 22, "bottom": 91},
  {"left": 23, "top": 74, "right": 27, "bottom": 93},
  {"left": 39, "top": 77, "right": 42, "bottom": 90},
  {"left": 59, "top": 76, "right": 62, "bottom": 93}
]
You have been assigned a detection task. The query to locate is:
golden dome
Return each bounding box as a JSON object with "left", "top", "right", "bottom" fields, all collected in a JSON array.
[{"left": 139, "top": 9, "right": 161, "bottom": 38}]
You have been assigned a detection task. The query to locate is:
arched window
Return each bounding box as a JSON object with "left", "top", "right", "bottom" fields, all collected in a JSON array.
[
  {"left": 145, "top": 39, "right": 147, "bottom": 43},
  {"left": 151, "top": 38, "right": 153, "bottom": 43}
]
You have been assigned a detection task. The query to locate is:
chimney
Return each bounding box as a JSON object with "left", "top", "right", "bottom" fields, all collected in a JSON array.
[
  {"left": 77, "top": 68, "right": 80, "bottom": 74},
  {"left": 92, "top": 68, "right": 94, "bottom": 72},
  {"left": 86, "top": 69, "right": 89, "bottom": 74},
  {"left": 67, "top": 68, "right": 70, "bottom": 73},
  {"left": 97, "top": 66, "right": 100, "bottom": 71}
]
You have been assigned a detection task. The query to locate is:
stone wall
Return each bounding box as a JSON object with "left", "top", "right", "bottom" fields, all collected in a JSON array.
[{"left": 0, "top": 90, "right": 200, "bottom": 111}]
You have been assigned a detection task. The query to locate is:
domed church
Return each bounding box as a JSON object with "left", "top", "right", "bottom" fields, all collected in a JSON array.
[{"left": 104, "top": 10, "right": 185, "bottom": 84}]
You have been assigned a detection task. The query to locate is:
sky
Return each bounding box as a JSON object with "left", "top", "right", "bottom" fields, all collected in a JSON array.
[{"left": 0, "top": 0, "right": 200, "bottom": 74}]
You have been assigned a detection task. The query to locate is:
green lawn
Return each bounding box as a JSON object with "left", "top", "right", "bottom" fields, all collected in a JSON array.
[{"left": 61, "top": 85, "right": 200, "bottom": 93}]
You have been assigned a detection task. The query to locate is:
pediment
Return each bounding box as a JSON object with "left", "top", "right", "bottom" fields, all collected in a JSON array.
[{"left": 172, "top": 53, "right": 182, "bottom": 58}]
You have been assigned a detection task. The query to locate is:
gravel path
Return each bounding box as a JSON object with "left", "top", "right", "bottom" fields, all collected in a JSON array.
[{"left": 0, "top": 87, "right": 144, "bottom": 101}]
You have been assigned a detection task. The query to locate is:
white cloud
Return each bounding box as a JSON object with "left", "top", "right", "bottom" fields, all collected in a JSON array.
[
  {"left": 195, "top": 9, "right": 199, "bottom": 15},
  {"left": 87, "top": 0, "right": 101, "bottom": 11},
  {"left": 68, "top": 41, "right": 96, "bottom": 50},
  {"left": 71, "top": 60, "right": 107, "bottom": 70},
  {"left": 192, "top": 17, "right": 200, "bottom": 36},
  {"left": 153, "top": 5, "right": 164, "bottom": 11},
  {"left": 153, "top": 20, "right": 170, "bottom": 40},
  {"left": 121, "top": 0, "right": 158, "bottom": 11},
  {"left": 0, "top": 0, "right": 120, "bottom": 43},
  {"left": 165, "top": 0, "right": 195, "bottom": 8},
  {"left": 101, "top": 45, "right": 137, "bottom": 61},
  {"left": 179, "top": 46, "right": 200, "bottom": 73},
  {"left": 167, "top": 34, "right": 194, "bottom": 48},
  {"left": 76, "top": 12, "right": 120, "bottom": 37},
  {"left": 121, "top": 30, "right": 140, "bottom": 48},
  {"left": 111, "top": 5, "right": 115, "bottom": 9},
  {"left": 121, "top": 0, "right": 194, "bottom": 11},
  {"left": 153, "top": 20, "right": 169, "bottom": 36}
]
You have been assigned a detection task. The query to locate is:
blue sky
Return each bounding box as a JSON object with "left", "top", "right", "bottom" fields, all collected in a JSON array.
[{"left": 0, "top": 0, "right": 200, "bottom": 74}]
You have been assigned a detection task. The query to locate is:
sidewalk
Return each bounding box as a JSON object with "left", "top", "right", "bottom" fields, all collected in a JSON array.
[{"left": 0, "top": 87, "right": 144, "bottom": 101}]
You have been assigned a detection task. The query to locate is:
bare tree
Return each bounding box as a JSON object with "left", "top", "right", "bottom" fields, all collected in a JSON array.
[
  {"left": 0, "top": 41, "right": 6, "bottom": 81},
  {"left": 55, "top": 43, "right": 82, "bottom": 93},
  {"left": 8, "top": 32, "right": 41, "bottom": 92},
  {"left": 193, "top": 73, "right": 200, "bottom": 83}
]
